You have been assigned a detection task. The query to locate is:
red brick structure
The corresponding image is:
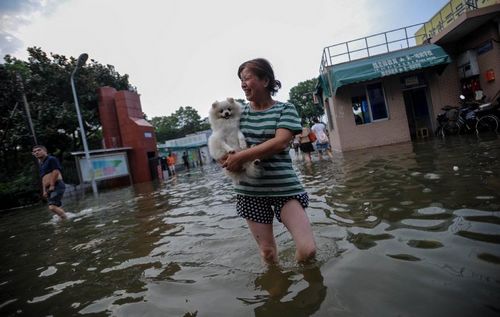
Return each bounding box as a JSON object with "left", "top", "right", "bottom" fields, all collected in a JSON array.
[{"left": 98, "top": 87, "right": 158, "bottom": 183}]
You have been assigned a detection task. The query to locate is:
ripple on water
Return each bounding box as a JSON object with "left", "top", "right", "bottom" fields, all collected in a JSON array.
[
  {"left": 477, "top": 253, "right": 500, "bottom": 264},
  {"left": 417, "top": 206, "right": 447, "bottom": 215},
  {"left": 347, "top": 232, "right": 394, "bottom": 250},
  {"left": 28, "top": 280, "right": 85, "bottom": 304},
  {"left": 424, "top": 173, "right": 441, "bottom": 180},
  {"left": 400, "top": 201, "right": 414, "bottom": 206},
  {"left": 39, "top": 266, "right": 57, "bottom": 277},
  {"left": 0, "top": 299, "right": 17, "bottom": 310},
  {"left": 407, "top": 239, "right": 444, "bottom": 249},
  {"left": 475, "top": 195, "right": 495, "bottom": 200},
  {"left": 386, "top": 254, "right": 421, "bottom": 261},
  {"left": 2, "top": 141, "right": 500, "bottom": 316},
  {"left": 401, "top": 219, "right": 447, "bottom": 229},
  {"left": 453, "top": 209, "right": 500, "bottom": 217}
]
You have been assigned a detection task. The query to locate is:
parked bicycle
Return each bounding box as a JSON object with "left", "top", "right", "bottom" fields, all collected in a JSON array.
[
  {"left": 474, "top": 103, "right": 499, "bottom": 134},
  {"left": 436, "top": 95, "right": 499, "bottom": 137}
]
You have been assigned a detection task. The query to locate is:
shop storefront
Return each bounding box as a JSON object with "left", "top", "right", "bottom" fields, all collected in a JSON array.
[{"left": 317, "top": 2, "right": 500, "bottom": 152}]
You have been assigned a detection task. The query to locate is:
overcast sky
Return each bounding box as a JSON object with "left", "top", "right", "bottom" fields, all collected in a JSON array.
[{"left": 1, "top": 0, "right": 449, "bottom": 118}]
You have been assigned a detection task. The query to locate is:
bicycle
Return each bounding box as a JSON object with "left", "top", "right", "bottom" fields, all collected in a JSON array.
[
  {"left": 475, "top": 114, "right": 499, "bottom": 134},
  {"left": 455, "top": 95, "right": 499, "bottom": 135}
]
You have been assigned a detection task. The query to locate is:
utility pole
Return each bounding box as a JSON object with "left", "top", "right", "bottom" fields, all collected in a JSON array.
[{"left": 16, "top": 73, "right": 38, "bottom": 145}]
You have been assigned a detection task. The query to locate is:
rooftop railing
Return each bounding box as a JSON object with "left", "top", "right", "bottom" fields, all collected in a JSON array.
[
  {"left": 319, "top": 0, "right": 482, "bottom": 73},
  {"left": 319, "top": 23, "right": 428, "bottom": 73}
]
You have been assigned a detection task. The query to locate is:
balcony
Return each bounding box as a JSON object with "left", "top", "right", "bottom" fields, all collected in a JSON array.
[{"left": 319, "top": 0, "right": 483, "bottom": 72}]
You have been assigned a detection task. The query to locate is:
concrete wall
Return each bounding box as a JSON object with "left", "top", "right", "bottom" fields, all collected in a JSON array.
[
  {"left": 426, "top": 63, "right": 461, "bottom": 130},
  {"left": 435, "top": 21, "right": 500, "bottom": 104},
  {"left": 328, "top": 77, "right": 411, "bottom": 152},
  {"left": 463, "top": 22, "right": 500, "bottom": 101}
]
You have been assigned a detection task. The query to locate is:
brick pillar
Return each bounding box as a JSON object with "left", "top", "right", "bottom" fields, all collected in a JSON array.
[
  {"left": 114, "top": 90, "right": 158, "bottom": 183},
  {"left": 97, "top": 87, "right": 122, "bottom": 148}
]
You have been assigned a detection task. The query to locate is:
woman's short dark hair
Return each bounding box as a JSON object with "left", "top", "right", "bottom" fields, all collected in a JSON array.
[{"left": 238, "top": 58, "right": 282, "bottom": 96}]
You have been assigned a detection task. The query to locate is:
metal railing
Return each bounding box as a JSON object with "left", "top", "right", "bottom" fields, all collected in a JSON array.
[
  {"left": 319, "top": 23, "right": 428, "bottom": 72},
  {"left": 319, "top": 0, "right": 481, "bottom": 72}
]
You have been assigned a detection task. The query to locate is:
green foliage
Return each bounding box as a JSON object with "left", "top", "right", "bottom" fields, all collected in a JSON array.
[
  {"left": 288, "top": 78, "right": 324, "bottom": 125},
  {"left": 151, "top": 106, "right": 210, "bottom": 143},
  {"left": 0, "top": 157, "right": 40, "bottom": 209},
  {"left": 0, "top": 47, "right": 132, "bottom": 208}
]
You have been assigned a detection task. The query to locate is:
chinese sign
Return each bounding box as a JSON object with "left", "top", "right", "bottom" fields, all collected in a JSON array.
[{"left": 79, "top": 152, "right": 129, "bottom": 182}]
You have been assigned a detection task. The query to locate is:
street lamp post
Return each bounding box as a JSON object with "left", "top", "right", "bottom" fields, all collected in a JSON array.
[{"left": 70, "top": 53, "right": 98, "bottom": 197}]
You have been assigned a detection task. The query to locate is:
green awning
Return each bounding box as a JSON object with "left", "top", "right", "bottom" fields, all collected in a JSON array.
[{"left": 321, "top": 44, "right": 451, "bottom": 96}]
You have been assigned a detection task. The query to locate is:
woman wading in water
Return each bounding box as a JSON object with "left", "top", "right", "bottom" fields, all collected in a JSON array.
[{"left": 221, "top": 58, "right": 316, "bottom": 264}]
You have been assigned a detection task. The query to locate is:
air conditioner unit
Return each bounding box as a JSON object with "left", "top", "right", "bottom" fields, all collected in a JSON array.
[{"left": 457, "top": 50, "right": 480, "bottom": 78}]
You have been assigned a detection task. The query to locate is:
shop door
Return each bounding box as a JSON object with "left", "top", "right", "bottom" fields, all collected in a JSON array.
[{"left": 403, "top": 88, "right": 431, "bottom": 140}]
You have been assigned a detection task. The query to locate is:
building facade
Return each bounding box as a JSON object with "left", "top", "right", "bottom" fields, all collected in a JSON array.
[{"left": 318, "top": 1, "right": 500, "bottom": 152}]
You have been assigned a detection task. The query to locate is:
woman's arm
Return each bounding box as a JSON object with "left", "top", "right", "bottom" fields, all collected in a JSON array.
[{"left": 222, "top": 128, "right": 294, "bottom": 172}]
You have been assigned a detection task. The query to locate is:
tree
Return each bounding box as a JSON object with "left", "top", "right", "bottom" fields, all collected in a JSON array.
[
  {"left": 0, "top": 47, "right": 132, "bottom": 208},
  {"left": 151, "top": 106, "right": 210, "bottom": 143},
  {"left": 288, "top": 78, "right": 323, "bottom": 124},
  {"left": 150, "top": 115, "right": 179, "bottom": 142}
]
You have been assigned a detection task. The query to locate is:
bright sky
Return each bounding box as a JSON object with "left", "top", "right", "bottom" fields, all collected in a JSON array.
[{"left": 1, "top": 0, "right": 449, "bottom": 118}]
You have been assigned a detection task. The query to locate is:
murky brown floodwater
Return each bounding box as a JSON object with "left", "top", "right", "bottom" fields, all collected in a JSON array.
[{"left": 1, "top": 135, "right": 500, "bottom": 316}]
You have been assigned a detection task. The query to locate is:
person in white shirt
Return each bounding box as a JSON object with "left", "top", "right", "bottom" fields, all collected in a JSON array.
[{"left": 310, "top": 118, "right": 334, "bottom": 160}]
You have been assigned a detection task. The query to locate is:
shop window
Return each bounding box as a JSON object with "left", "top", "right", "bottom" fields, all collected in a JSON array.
[{"left": 351, "top": 82, "right": 388, "bottom": 125}]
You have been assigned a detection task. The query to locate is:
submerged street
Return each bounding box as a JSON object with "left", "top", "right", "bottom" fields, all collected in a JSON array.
[{"left": 1, "top": 135, "right": 499, "bottom": 316}]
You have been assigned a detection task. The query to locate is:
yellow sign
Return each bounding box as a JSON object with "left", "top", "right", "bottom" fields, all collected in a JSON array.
[{"left": 415, "top": 0, "right": 498, "bottom": 44}]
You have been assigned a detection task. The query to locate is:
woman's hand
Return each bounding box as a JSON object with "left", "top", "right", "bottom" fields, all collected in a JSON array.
[
  {"left": 222, "top": 151, "right": 245, "bottom": 172},
  {"left": 217, "top": 154, "right": 228, "bottom": 165}
]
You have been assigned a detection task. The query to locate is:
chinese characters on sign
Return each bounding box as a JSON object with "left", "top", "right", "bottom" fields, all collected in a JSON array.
[
  {"left": 415, "top": 0, "right": 497, "bottom": 44},
  {"left": 372, "top": 50, "right": 437, "bottom": 76}
]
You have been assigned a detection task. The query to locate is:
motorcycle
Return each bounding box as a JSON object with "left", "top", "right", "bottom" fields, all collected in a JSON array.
[{"left": 435, "top": 104, "right": 460, "bottom": 137}]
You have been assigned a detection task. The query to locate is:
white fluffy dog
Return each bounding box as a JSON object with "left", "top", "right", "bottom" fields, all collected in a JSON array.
[{"left": 208, "top": 98, "right": 261, "bottom": 183}]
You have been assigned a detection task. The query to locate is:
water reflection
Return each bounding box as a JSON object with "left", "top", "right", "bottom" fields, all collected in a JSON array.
[
  {"left": 0, "top": 136, "right": 499, "bottom": 316},
  {"left": 252, "top": 266, "right": 327, "bottom": 317}
]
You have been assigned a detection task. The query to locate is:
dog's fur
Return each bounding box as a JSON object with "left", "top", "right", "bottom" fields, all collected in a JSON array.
[{"left": 208, "top": 98, "right": 261, "bottom": 183}]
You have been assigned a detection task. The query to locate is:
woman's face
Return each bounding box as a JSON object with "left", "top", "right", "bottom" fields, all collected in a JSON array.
[{"left": 240, "top": 67, "right": 269, "bottom": 102}]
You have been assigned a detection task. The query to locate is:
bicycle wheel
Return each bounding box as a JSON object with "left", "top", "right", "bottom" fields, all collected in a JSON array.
[{"left": 475, "top": 115, "right": 499, "bottom": 134}]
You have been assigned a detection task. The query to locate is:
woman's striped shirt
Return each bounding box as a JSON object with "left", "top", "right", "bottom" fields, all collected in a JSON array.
[{"left": 235, "top": 101, "right": 305, "bottom": 196}]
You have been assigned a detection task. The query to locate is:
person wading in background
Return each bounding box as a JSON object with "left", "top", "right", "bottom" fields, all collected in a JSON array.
[
  {"left": 311, "top": 117, "right": 334, "bottom": 160},
  {"left": 32, "top": 145, "right": 67, "bottom": 219}
]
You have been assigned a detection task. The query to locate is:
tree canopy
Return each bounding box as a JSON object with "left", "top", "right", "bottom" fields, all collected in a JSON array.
[
  {"left": 0, "top": 47, "right": 132, "bottom": 208},
  {"left": 288, "top": 78, "right": 323, "bottom": 125},
  {"left": 151, "top": 106, "right": 210, "bottom": 143}
]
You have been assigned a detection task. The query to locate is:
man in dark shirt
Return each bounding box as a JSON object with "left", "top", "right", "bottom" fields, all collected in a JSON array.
[
  {"left": 32, "top": 145, "right": 67, "bottom": 219},
  {"left": 182, "top": 151, "right": 190, "bottom": 170}
]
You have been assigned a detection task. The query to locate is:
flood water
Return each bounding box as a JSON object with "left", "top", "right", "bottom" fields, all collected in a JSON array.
[{"left": 1, "top": 136, "right": 500, "bottom": 316}]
